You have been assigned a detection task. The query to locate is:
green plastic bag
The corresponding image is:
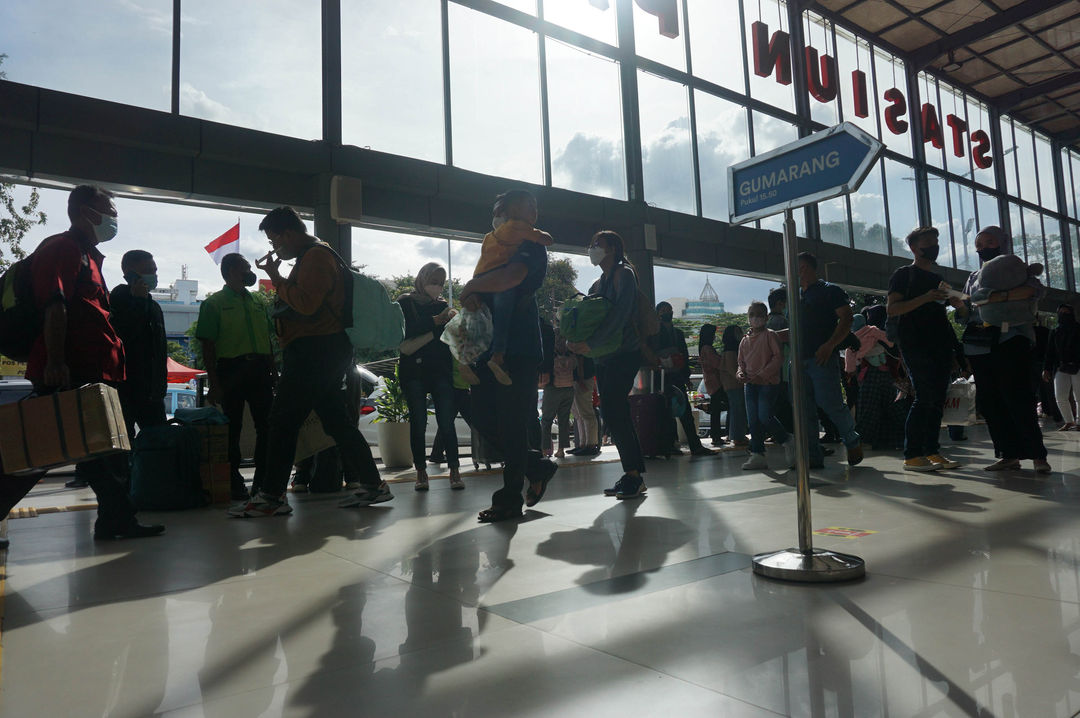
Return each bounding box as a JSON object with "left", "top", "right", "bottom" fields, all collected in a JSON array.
[{"left": 558, "top": 295, "right": 621, "bottom": 359}]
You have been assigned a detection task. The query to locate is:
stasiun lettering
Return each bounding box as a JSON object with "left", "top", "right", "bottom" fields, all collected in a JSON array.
[{"left": 752, "top": 21, "right": 993, "bottom": 162}]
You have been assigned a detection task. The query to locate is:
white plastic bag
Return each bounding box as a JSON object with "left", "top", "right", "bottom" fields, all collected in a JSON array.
[
  {"left": 439, "top": 305, "right": 493, "bottom": 365},
  {"left": 941, "top": 378, "right": 977, "bottom": 426}
]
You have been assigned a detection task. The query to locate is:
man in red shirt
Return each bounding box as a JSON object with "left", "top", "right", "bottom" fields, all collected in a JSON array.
[{"left": 0, "top": 185, "right": 164, "bottom": 541}]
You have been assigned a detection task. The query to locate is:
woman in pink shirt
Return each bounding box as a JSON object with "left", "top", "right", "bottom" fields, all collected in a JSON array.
[{"left": 737, "top": 302, "right": 794, "bottom": 470}]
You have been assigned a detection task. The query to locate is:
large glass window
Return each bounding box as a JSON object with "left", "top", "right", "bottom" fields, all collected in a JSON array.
[
  {"left": 1044, "top": 214, "right": 1066, "bottom": 290},
  {"left": 449, "top": 6, "right": 543, "bottom": 182},
  {"left": 967, "top": 98, "right": 995, "bottom": 189},
  {"left": 1021, "top": 206, "right": 1045, "bottom": 270},
  {"left": 928, "top": 173, "right": 954, "bottom": 268},
  {"left": 1072, "top": 224, "right": 1080, "bottom": 291},
  {"left": 1008, "top": 202, "right": 1023, "bottom": 252},
  {"left": 342, "top": 0, "right": 443, "bottom": 162},
  {"left": 919, "top": 73, "right": 944, "bottom": 171},
  {"left": 806, "top": 14, "right": 838, "bottom": 127},
  {"left": 1014, "top": 123, "right": 1038, "bottom": 206},
  {"left": 638, "top": 71, "right": 694, "bottom": 214},
  {"left": 1064, "top": 149, "right": 1078, "bottom": 220},
  {"left": 949, "top": 182, "right": 977, "bottom": 271},
  {"left": 1070, "top": 151, "right": 1080, "bottom": 220},
  {"left": 1001, "top": 116, "right": 1019, "bottom": 198},
  {"left": 1034, "top": 133, "right": 1055, "bottom": 213},
  {"left": 940, "top": 82, "right": 970, "bottom": 179},
  {"left": 851, "top": 161, "right": 888, "bottom": 255},
  {"left": 874, "top": 50, "right": 911, "bottom": 156},
  {"left": 835, "top": 28, "right": 877, "bottom": 139},
  {"left": 975, "top": 190, "right": 999, "bottom": 235},
  {"left": 687, "top": 0, "right": 745, "bottom": 93},
  {"left": 885, "top": 158, "right": 919, "bottom": 256},
  {"left": 695, "top": 91, "right": 749, "bottom": 221},
  {"left": 0, "top": 0, "right": 172, "bottom": 111},
  {"left": 181, "top": 0, "right": 321, "bottom": 139},
  {"left": 819, "top": 197, "right": 849, "bottom": 247},
  {"left": 634, "top": 0, "right": 686, "bottom": 71},
  {"left": 543, "top": 0, "right": 616, "bottom": 45},
  {"left": 744, "top": 0, "right": 795, "bottom": 113},
  {"left": 547, "top": 41, "right": 626, "bottom": 200},
  {"left": 494, "top": 0, "right": 535, "bottom": 15}
]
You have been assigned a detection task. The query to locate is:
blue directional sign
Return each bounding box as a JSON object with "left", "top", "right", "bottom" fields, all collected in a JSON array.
[{"left": 728, "top": 122, "right": 884, "bottom": 225}]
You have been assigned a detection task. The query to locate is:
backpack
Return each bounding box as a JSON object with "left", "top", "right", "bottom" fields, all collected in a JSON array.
[
  {"left": 129, "top": 422, "right": 208, "bottom": 510},
  {"left": 0, "top": 255, "right": 39, "bottom": 362},
  {"left": 559, "top": 295, "right": 620, "bottom": 358}
]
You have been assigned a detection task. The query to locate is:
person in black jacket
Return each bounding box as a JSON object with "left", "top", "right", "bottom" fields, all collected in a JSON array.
[
  {"left": 649, "top": 302, "right": 712, "bottom": 456},
  {"left": 108, "top": 249, "right": 168, "bottom": 478},
  {"left": 397, "top": 263, "right": 464, "bottom": 491},
  {"left": 1042, "top": 304, "right": 1080, "bottom": 430}
]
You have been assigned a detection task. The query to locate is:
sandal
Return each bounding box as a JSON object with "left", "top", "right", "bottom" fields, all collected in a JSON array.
[
  {"left": 525, "top": 461, "right": 558, "bottom": 507},
  {"left": 477, "top": 506, "right": 522, "bottom": 523}
]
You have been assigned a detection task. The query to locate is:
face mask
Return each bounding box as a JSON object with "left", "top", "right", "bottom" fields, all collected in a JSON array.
[
  {"left": 425, "top": 283, "right": 443, "bottom": 300},
  {"left": 242, "top": 271, "right": 257, "bottom": 287},
  {"left": 139, "top": 273, "right": 158, "bottom": 292},
  {"left": 749, "top": 316, "right": 766, "bottom": 329},
  {"left": 89, "top": 212, "right": 118, "bottom": 243},
  {"left": 588, "top": 246, "right": 607, "bottom": 266},
  {"left": 492, "top": 215, "right": 507, "bottom": 231},
  {"left": 659, "top": 313, "right": 673, "bottom": 323},
  {"left": 919, "top": 245, "right": 940, "bottom": 262},
  {"left": 977, "top": 246, "right": 1001, "bottom": 263}
]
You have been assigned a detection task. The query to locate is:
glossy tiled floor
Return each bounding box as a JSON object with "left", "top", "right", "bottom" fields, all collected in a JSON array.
[{"left": 3, "top": 426, "right": 1080, "bottom": 718}]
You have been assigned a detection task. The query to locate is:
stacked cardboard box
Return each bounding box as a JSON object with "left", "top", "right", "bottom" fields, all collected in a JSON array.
[
  {"left": 190, "top": 424, "right": 231, "bottom": 504},
  {"left": 0, "top": 384, "right": 129, "bottom": 473}
]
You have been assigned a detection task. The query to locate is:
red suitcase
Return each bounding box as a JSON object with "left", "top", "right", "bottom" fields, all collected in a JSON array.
[{"left": 629, "top": 370, "right": 675, "bottom": 458}]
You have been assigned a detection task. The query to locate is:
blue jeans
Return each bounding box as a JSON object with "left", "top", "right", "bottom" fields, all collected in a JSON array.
[
  {"left": 404, "top": 374, "right": 460, "bottom": 471},
  {"left": 745, "top": 383, "right": 789, "bottom": 454},
  {"left": 490, "top": 288, "right": 516, "bottom": 355},
  {"left": 800, "top": 356, "right": 860, "bottom": 463},
  {"left": 725, "top": 387, "right": 748, "bottom": 441},
  {"left": 901, "top": 349, "right": 951, "bottom": 459}
]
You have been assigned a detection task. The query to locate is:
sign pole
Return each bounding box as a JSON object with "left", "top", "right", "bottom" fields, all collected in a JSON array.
[{"left": 750, "top": 208, "right": 865, "bottom": 582}]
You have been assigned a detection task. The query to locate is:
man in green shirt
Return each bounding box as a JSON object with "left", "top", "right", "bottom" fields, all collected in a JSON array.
[{"left": 196, "top": 253, "right": 276, "bottom": 500}]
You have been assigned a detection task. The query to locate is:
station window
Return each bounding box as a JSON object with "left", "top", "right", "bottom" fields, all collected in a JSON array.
[
  {"left": 1044, "top": 214, "right": 1066, "bottom": 290},
  {"left": 928, "top": 173, "right": 954, "bottom": 268},
  {"left": 884, "top": 158, "right": 919, "bottom": 256},
  {"left": 874, "top": 50, "right": 911, "bottom": 157},
  {"left": 696, "top": 91, "right": 750, "bottom": 221},
  {"left": 638, "top": 70, "right": 695, "bottom": 215},
  {"left": 948, "top": 181, "right": 977, "bottom": 272},
  {"left": 547, "top": 40, "right": 626, "bottom": 200},
  {"left": 543, "top": 0, "right": 616, "bottom": 46},
  {"left": 851, "top": 161, "right": 888, "bottom": 255},
  {"left": 687, "top": 0, "right": 746, "bottom": 94},
  {"left": 634, "top": 0, "right": 686, "bottom": 71},
  {"left": 342, "top": 0, "right": 444, "bottom": 162},
  {"left": 744, "top": 0, "right": 795, "bottom": 113},
  {"left": 834, "top": 28, "right": 877, "bottom": 140}
]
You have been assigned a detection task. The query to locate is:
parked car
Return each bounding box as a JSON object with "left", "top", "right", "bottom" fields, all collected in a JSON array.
[
  {"left": 356, "top": 366, "right": 472, "bottom": 451},
  {"left": 164, "top": 384, "right": 198, "bottom": 418}
]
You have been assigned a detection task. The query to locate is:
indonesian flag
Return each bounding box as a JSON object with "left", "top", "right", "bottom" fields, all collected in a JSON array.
[{"left": 204, "top": 223, "right": 240, "bottom": 265}]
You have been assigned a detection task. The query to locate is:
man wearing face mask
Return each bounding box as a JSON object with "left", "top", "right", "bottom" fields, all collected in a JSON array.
[
  {"left": 109, "top": 250, "right": 168, "bottom": 456},
  {"left": 648, "top": 302, "right": 713, "bottom": 456},
  {"left": 196, "top": 252, "right": 277, "bottom": 500},
  {"left": 957, "top": 226, "right": 1049, "bottom": 472},
  {"left": 3, "top": 185, "right": 164, "bottom": 541},
  {"left": 886, "top": 227, "right": 965, "bottom": 472}
]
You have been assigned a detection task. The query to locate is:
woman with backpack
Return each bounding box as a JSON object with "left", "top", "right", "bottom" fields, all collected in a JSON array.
[
  {"left": 1042, "top": 303, "right": 1080, "bottom": 430},
  {"left": 565, "top": 231, "right": 647, "bottom": 500},
  {"left": 397, "top": 263, "right": 465, "bottom": 491}
]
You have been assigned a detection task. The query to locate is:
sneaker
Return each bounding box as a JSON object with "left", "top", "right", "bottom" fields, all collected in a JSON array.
[
  {"left": 615, "top": 474, "right": 646, "bottom": 499},
  {"left": 846, "top": 443, "right": 864, "bottom": 466},
  {"left": 227, "top": 492, "right": 293, "bottom": 518},
  {"left": 344, "top": 480, "right": 362, "bottom": 490},
  {"left": 903, "top": 457, "right": 940, "bottom": 472},
  {"left": 927, "top": 453, "right": 960, "bottom": 469},
  {"left": 339, "top": 481, "right": 394, "bottom": 508},
  {"left": 449, "top": 472, "right": 465, "bottom": 490},
  {"left": 290, "top": 481, "right": 309, "bottom": 493},
  {"left": 984, "top": 458, "right": 1020, "bottom": 471},
  {"left": 1034, "top": 459, "right": 1052, "bottom": 474},
  {"left": 741, "top": 453, "right": 768, "bottom": 470},
  {"left": 781, "top": 438, "right": 796, "bottom": 467},
  {"left": 414, "top": 474, "right": 429, "bottom": 492}
]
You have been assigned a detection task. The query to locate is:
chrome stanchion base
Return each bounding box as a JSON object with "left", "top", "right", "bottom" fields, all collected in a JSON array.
[{"left": 752, "top": 548, "right": 865, "bottom": 583}]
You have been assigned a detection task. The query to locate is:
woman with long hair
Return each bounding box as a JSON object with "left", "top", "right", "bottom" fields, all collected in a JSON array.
[
  {"left": 565, "top": 231, "right": 647, "bottom": 499},
  {"left": 698, "top": 323, "right": 725, "bottom": 446},
  {"left": 719, "top": 324, "right": 749, "bottom": 446}
]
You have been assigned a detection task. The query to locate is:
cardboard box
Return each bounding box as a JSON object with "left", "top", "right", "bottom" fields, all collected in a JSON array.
[
  {"left": 199, "top": 462, "right": 231, "bottom": 504},
  {"left": 192, "top": 424, "right": 229, "bottom": 464},
  {"left": 0, "top": 384, "right": 129, "bottom": 473}
]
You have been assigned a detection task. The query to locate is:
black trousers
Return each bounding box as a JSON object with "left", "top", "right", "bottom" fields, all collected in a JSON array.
[
  {"left": 596, "top": 351, "right": 645, "bottom": 474},
  {"left": 430, "top": 388, "right": 472, "bottom": 461},
  {"left": 469, "top": 354, "right": 544, "bottom": 512},
  {"left": 968, "top": 337, "right": 1048, "bottom": 461},
  {"left": 0, "top": 379, "right": 140, "bottom": 530},
  {"left": 262, "top": 333, "right": 380, "bottom": 496},
  {"left": 216, "top": 354, "right": 275, "bottom": 493},
  {"left": 115, "top": 386, "right": 167, "bottom": 479}
]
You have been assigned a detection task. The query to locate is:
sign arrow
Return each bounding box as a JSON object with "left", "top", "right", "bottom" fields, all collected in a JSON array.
[{"left": 728, "top": 122, "right": 884, "bottom": 225}]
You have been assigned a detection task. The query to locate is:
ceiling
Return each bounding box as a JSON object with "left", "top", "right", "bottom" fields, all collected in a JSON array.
[{"left": 814, "top": 0, "right": 1080, "bottom": 148}]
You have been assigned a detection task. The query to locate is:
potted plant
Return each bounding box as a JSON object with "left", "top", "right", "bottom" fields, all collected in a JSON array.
[{"left": 373, "top": 371, "right": 413, "bottom": 468}]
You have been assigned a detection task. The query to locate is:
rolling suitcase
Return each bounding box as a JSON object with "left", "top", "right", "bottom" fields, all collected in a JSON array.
[{"left": 630, "top": 370, "right": 675, "bottom": 459}]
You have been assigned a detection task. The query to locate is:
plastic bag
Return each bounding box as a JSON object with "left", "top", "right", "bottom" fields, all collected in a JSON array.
[
  {"left": 440, "top": 305, "right": 493, "bottom": 365},
  {"left": 941, "top": 378, "right": 976, "bottom": 426}
]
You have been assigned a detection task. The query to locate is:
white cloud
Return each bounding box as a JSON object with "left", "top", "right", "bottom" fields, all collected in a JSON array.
[{"left": 178, "top": 83, "right": 232, "bottom": 124}]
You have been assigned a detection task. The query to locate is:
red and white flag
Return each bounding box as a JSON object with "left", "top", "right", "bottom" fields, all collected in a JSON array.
[{"left": 204, "top": 223, "right": 240, "bottom": 265}]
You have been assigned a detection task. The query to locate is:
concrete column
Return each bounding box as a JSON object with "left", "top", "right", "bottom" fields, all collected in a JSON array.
[{"left": 314, "top": 173, "right": 351, "bottom": 264}]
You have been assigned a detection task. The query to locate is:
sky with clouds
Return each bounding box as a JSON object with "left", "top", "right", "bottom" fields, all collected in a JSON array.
[{"left": 1, "top": 0, "right": 1023, "bottom": 306}]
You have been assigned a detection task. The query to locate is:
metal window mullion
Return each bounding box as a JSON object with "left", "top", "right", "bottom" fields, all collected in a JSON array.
[
  {"left": 537, "top": 17, "right": 553, "bottom": 186},
  {"left": 942, "top": 177, "right": 957, "bottom": 268},
  {"left": 442, "top": 0, "right": 453, "bottom": 166},
  {"left": 321, "top": 0, "right": 343, "bottom": 146},
  {"left": 172, "top": 0, "right": 181, "bottom": 114},
  {"left": 616, "top": 0, "right": 643, "bottom": 203},
  {"left": 878, "top": 159, "right": 894, "bottom": 256},
  {"left": 682, "top": 0, "right": 702, "bottom": 217}
]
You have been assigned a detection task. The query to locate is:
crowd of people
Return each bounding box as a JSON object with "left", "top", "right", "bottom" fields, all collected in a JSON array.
[{"left": 0, "top": 184, "right": 1070, "bottom": 540}]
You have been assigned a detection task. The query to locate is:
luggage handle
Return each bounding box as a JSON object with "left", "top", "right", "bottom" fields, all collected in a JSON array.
[{"left": 650, "top": 368, "right": 665, "bottom": 395}]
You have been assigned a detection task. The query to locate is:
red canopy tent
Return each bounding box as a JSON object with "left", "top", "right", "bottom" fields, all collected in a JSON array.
[{"left": 166, "top": 357, "right": 205, "bottom": 384}]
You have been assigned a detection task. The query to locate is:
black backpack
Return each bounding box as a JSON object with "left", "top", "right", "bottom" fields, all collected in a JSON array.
[
  {"left": 129, "top": 422, "right": 208, "bottom": 510},
  {"left": 0, "top": 255, "right": 39, "bottom": 362}
]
